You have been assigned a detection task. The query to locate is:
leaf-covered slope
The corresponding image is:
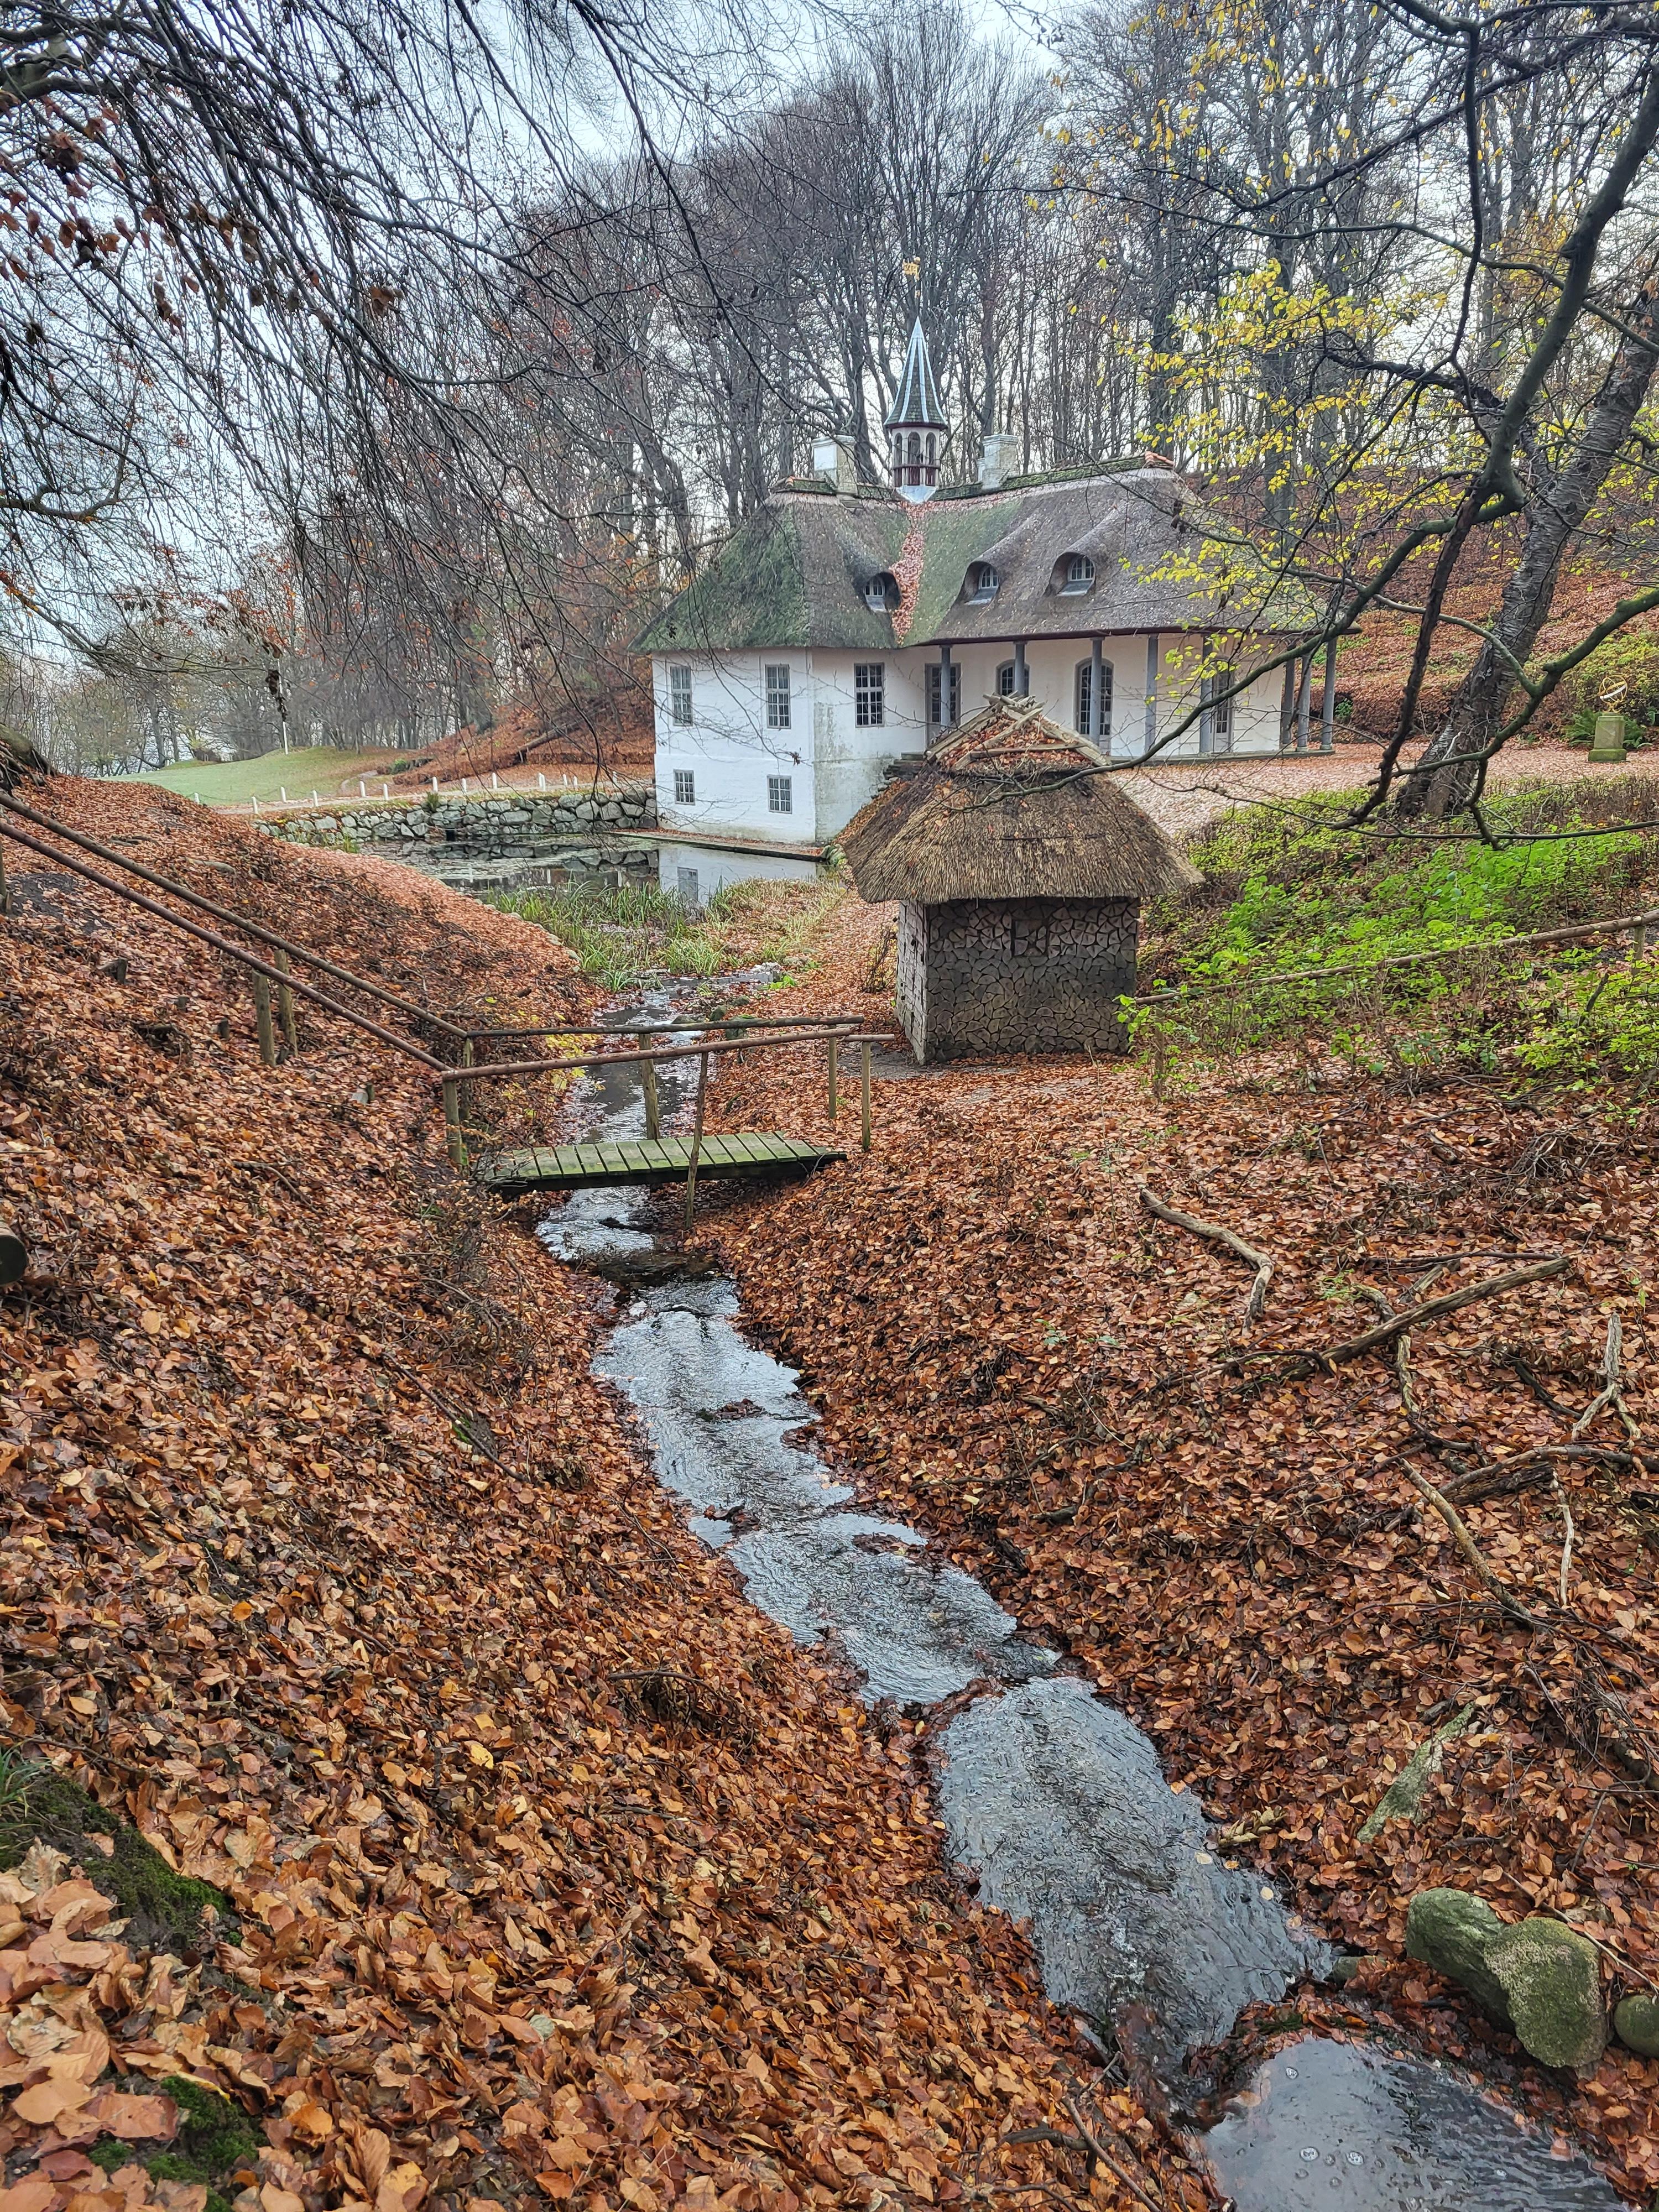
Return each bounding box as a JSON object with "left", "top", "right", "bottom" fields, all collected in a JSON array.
[{"left": 0, "top": 781, "right": 1165, "bottom": 2212}]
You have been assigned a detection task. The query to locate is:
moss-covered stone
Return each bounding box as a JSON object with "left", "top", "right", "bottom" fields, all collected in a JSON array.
[
  {"left": 1404, "top": 1887, "right": 1512, "bottom": 2024},
  {"left": 1613, "top": 1992, "right": 1659, "bottom": 2057},
  {"left": 1486, "top": 1918, "right": 1606, "bottom": 2071},
  {"left": 0, "top": 1754, "right": 236, "bottom": 1953}
]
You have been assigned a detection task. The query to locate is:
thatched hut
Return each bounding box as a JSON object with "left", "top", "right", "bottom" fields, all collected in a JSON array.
[{"left": 841, "top": 700, "right": 1199, "bottom": 1062}]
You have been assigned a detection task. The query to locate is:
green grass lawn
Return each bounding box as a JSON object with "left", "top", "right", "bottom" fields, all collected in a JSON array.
[{"left": 120, "top": 747, "right": 410, "bottom": 808}]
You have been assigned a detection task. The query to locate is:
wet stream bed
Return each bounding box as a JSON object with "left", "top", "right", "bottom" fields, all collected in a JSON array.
[{"left": 535, "top": 995, "right": 1623, "bottom": 2212}]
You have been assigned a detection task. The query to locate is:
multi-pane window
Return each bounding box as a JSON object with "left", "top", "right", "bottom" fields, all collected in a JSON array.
[
  {"left": 1076, "top": 658, "right": 1114, "bottom": 738},
  {"left": 1211, "top": 670, "right": 1235, "bottom": 748},
  {"left": 997, "top": 661, "right": 1016, "bottom": 696},
  {"left": 966, "top": 563, "right": 999, "bottom": 604},
  {"left": 672, "top": 769, "right": 696, "bottom": 805},
  {"left": 669, "top": 664, "right": 693, "bottom": 726},
  {"left": 854, "top": 662, "right": 885, "bottom": 727},
  {"left": 925, "top": 662, "right": 960, "bottom": 728},
  {"left": 765, "top": 664, "right": 791, "bottom": 729},
  {"left": 1060, "top": 554, "right": 1095, "bottom": 595},
  {"left": 676, "top": 866, "right": 700, "bottom": 905},
  {"left": 767, "top": 775, "right": 793, "bottom": 815}
]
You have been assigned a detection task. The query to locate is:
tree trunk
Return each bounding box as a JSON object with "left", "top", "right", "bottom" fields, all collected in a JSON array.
[{"left": 1397, "top": 290, "right": 1659, "bottom": 819}]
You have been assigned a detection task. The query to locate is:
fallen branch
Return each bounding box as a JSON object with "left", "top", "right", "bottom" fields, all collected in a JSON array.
[
  {"left": 1443, "top": 1441, "right": 1641, "bottom": 1507},
  {"left": 1138, "top": 1185, "right": 1274, "bottom": 1323},
  {"left": 1573, "top": 1310, "right": 1639, "bottom": 1442},
  {"left": 1285, "top": 1255, "right": 1569, "bottom": 1382},
  {"left": 1400, "top": 1464, "right": 1543, "bottom": 1628}
]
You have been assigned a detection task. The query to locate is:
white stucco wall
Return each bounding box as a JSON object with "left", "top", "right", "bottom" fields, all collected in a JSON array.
[{"left": 652, "top": 633, "right": 1284, "bottom": 852}]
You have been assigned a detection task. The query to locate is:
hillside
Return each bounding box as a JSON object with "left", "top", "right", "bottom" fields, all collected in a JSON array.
[{"left": 0, "top": 781, "right": 1164, "bottom": 2212}]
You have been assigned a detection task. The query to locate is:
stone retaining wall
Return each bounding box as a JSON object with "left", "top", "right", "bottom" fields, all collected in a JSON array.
[{"left": 259, "top": 783, "right": 657, "bottom": 850}]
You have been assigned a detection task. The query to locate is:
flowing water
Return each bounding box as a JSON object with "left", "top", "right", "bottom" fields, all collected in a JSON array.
[{"left": 536, "top": 994, "right": 1621, "bottom": 2212}]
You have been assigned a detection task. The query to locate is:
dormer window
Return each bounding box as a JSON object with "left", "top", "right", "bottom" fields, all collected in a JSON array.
[
  {"left": 966, "top": 562, "right": 1000, "bottom": 604},
  {"left": 864, "top": 572, "right": 898, "bottom": 612},
  {"left": 1060, "top": 554, "right": 1095, "bottom": 595}
]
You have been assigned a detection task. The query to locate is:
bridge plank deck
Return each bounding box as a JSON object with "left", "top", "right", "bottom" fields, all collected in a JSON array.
[{"left": 477, "top": 1133, "right": 843, "bottom": 1195}]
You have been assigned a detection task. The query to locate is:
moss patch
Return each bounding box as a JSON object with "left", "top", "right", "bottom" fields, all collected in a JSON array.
[
  {"left": 0, "top": 1754, "right": 236, "bottom": 1953},
  {"left": 88, "top": 2075, "right": 259, "bottom": 2212}
]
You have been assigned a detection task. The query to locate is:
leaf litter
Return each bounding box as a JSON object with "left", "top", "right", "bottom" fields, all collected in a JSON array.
[
  {"left": 702, "top": 891, "right": 1659, "bottom": 2203},
  {"left": 0, "top": 781, "right": 1181, "bottom": 2212}
]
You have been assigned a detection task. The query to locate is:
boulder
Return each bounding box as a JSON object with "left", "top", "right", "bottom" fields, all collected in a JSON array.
[
  {"left": 1405, "top": 1888, "right": 1512, "bottom": 2025},
  {"left": 1486, "top": 1918, "right": 1605, "bottom": 2072},
  {"left": 1612, "top": 1991, "right": 1659, "bottom": 2058}
]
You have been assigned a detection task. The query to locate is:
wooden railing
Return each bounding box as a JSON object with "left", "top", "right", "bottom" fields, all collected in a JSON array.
[{"left": 0, "top": 795, "right": 890, "bottom": 1180}]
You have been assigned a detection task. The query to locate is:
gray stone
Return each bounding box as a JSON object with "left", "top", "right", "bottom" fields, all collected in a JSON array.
[
  {"left": 1589, "top": 709, "right": 1627, "bottom": 764},
  {"left": 1613, "top": 1992, "right": 1659, "bottom": 2057},
  {"left": 1404, "top": 1888, "right": 1512, "bottom": 2025},
  {"left": 1487, "top": 1918, "right": 1605, "bottom": 2072}
]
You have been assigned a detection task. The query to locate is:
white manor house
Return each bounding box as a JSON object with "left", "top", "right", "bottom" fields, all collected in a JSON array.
[{"left": 636, "top": 321, "right": 1306, "bottom": 891}]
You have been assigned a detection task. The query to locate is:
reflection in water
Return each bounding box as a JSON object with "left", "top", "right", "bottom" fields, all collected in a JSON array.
[
  {"left": 1203, "top": 2038, "right": 1617, "bottom": 2211},
  {"left": 535, "top": 993, "right": 1620, "bottom": 2212}
]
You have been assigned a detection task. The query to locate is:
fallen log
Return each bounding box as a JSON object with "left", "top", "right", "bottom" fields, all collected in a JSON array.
[{"left": 1283, "top": 1255, "right": 1569, "bottom": 1383}]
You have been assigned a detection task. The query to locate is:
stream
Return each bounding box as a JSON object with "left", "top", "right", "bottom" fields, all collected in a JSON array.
[{"left": 536, "top": 992, "right": 1622, "bottom": 2212}]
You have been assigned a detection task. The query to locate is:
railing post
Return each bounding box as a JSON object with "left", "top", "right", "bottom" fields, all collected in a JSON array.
[
  {"left": 443, "top": 1077, "right": 466, "bottom": 1168},
  {"left": 274, "top": 948, "right": 298, "bottom": 1053},
  {"left": 826, "top": 1035, "right": 838, "bottom": 1120},
  {"left": 0, "top": 841, "right": 10, "bottom": 918},
  {"left": 460, "top": 1034, "right": 474, "bottom": 1119},
  {"left": 641, "top": 1052, "right": 661, "bottom": 1141},
  {"left": 683, "top": 1049, "right": 709, "bottom": 1233},
  {"left": 860, "top": 1040, "right": 872, "bottom": 1154},
  {"left": 251, "top": 973, "right": 276, "bottom": 1066}
]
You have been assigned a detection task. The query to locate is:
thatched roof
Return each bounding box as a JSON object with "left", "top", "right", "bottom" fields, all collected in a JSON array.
[
  {"left": 839, "top": 701, "right": 1202, "bottom": 906},
  {"left": 633, "top": 465, "right": 1315, "bottom": 654}
]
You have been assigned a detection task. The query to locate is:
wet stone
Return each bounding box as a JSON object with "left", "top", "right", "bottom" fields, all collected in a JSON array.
[{"left": 1612, "top": 1991, "right": 1659, "bottom": 2057}]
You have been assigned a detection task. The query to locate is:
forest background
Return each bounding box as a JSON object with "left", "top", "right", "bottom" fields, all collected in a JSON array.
[{"left": 4, "top": 0, "right": 1659, "bottom": 825}]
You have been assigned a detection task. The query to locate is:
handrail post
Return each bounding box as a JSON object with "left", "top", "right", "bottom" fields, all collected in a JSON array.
[
  {"left": 251, "top": 974, "right": 277, "bottom": 1066},
  {"left": 826, "top": 1035, "right": 838, "bottom": 1120},
  {"left": 460, "top": 1034, "right": 474, "bottom": 1119},
  {"left": 274, "top": 948, "right": 298, "bottom": 1053},
  {"left": 0, "top": 842, "right": 9, "bottom": 918},
  {"left": 683, "top": 1050, "right": 709, "bottom": 1233},
  {"left": 860, "top": 1040, "right": 872, "bottom": 1154},
  {"left": 641, "top": 1053, "right": 661, "bottom": 1141},
  {"left": 443, "top": 1077, "right": 466, "bottom": 1168}
]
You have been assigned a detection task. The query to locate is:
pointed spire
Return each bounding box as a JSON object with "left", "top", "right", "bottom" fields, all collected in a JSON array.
[
  {"left": 884, "top": 317, "right": 948, "bottom": 432},
  {"left": 885, "top": 317, "right": 949, "bottom": 503}
]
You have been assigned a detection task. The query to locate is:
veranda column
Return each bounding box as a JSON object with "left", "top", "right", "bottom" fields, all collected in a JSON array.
[
  {"left": 1143, "top": 634, "right": 1159, "bottom": 757},
  {"left": 938, "top": 641, "right": 953, "bottom": 732},
  {"left": 1013, "top": 639, "right": 1027, "bottom": 695},
  {"left": 1089, "top": 638, "right": 1104, "bottom": 742},
  {"left": 1198, "top": 671, "right": 1214, "bottom": 758},
  {"left": 1319, "top": 637, "right": 1338, "bottom": 754}
]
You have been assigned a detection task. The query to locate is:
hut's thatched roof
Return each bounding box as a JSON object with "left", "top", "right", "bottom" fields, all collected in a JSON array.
[{"left": 839, "top": 700, "right": 1202, "bottom": 906}]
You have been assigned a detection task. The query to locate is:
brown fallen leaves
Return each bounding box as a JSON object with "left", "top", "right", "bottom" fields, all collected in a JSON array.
[
  {"left": 705, "top": 893, "right": 1659, "bottom": 2201},
  {"left": 0, "top": 779, "right": 1180, "bottom": 2212}
]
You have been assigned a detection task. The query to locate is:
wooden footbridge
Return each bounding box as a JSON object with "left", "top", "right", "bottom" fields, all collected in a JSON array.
[{"left": 0, "top": 792, "right": 889, "bottom": 1221}]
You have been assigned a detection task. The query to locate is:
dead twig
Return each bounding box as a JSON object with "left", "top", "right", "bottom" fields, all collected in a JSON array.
[
  {"left": 1552, "top": 1473, "right": 1576, "bottom": 1606},
  {"left": 1573, "top": 1310, "right": 1640, "bottom": 1442},
  {"left": 1287, "top": 1255, "right": 1569, "bottom": 1382},
  {"left": 1138, "top": 1185, "right": 1274, "bottom": 1323},
  {"left": 1400, "top": 1464, "right": 1543, "bottom": 1629}
]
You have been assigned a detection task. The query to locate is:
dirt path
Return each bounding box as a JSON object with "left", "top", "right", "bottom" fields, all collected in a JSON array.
[{"left": 1119, "top": 738, "right": 1624, "bottom": 836}]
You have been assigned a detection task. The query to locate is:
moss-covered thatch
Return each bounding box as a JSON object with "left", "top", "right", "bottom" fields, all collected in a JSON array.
[{"left": 839, "top": 701, "right": 1201, "bottom": 906}]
